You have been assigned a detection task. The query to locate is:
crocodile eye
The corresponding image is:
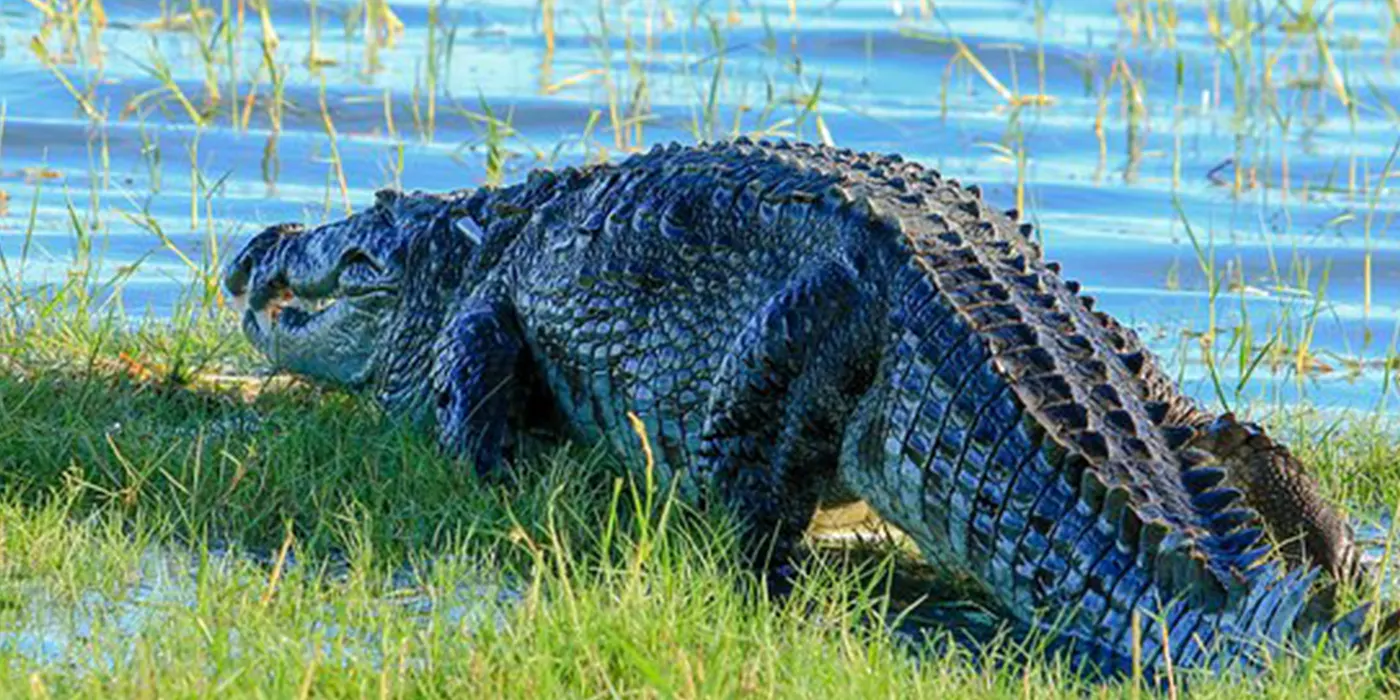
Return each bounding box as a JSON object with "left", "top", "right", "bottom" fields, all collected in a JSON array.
[{"left": 454, "top": 216, "right": 484, "bottom": 245}]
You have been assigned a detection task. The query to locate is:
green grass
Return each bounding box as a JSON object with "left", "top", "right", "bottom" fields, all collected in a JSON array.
[{"left": 0, "top": 292, "right": 1397, "bottom": 698}]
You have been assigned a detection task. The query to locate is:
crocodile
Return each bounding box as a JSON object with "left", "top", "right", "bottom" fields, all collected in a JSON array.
[{"left": 224, "top": 139, "right": 1372, "bottom": 678}]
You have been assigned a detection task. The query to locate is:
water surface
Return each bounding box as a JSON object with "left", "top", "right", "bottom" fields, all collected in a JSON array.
[{"left": 3, "top": 0, "right": 1397, "bottom": 409}]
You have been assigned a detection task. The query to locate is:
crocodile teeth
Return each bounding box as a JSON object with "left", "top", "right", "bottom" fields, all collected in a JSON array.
[
  {"left": 1013, "top": 272, "right": 1042, "bottom": 290},
  {"left": 229, "top": 292, "right": 248, "bottom": 316},
  {"left": 454, "top": 216, "right": 485, "bottom": 245},
  {"left": 286, "top": 296, "right": 335, "bottom": 314}
]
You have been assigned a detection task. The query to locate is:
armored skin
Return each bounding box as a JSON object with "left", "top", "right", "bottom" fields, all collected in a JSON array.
[{"left": 225, "top": 139, "right": 1366, "bottom": 678}]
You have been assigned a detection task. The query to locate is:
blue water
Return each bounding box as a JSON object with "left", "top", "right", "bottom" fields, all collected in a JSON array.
[
  {"left": 0, "top": 544, "right": 520, "bottom": 671},
  {"left": 1, "top": 0, "right": 1397, "bottom": 411}
]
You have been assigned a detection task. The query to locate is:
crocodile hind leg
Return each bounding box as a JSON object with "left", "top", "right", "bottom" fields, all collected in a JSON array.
[
  {"left": 430, "top": 297, "right": 528, "bottom": 478},
  {"left": 1086, "top": 310, "right": 1357, "bottom": 580},
  {"left": 698, "top": 259, "right": 879, "bottom": 576},
  {"left": 1186, "top": 413, "right": 1359, "bottom": 580}
]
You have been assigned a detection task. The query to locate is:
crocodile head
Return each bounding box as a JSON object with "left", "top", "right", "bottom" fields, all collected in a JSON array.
[{"left": 224, "top": 189, "right": 478, "bottom": 394}]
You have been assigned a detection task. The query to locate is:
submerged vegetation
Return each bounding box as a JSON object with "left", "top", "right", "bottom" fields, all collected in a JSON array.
[{"left": 1, "top": 0, "right": 1399, "bottom": 696}]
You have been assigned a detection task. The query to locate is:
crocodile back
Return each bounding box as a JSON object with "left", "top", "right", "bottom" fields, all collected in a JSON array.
[{"left": 472, "top": 139, "right": 1355, "bottom": 674}]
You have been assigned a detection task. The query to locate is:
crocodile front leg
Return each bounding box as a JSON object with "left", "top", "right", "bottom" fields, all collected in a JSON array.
[
  {"left": 430, "top": 297, "right": 528, "bottom": 478},
  {"left": 698, "top": 259, "right": 879, "bottom": 570}
]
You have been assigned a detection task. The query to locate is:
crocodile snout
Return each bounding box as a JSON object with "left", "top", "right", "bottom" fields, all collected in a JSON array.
[
  {"left": 224, "top": 222, "right": 304, "bottom": 311},
  {"left": 226, "top": 188, "right": 470, "bottom": 390}
]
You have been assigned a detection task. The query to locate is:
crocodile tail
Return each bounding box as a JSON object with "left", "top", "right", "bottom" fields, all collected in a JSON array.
[
  {"left": 808, "top": 147, "right": 1347, "bottom": 673},
  {"left": 873, "top": 177, "right": 1245, "bottom": 580},
  {"left": 705, "top": 138, "right": 1357, "bottom": 672},
  {"left": 1311, "top": 603, "right": 1400, "bottom": 671}
]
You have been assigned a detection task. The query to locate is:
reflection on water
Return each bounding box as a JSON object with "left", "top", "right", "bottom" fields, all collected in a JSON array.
[
  {"left": 0, "top": 545, "right": 520, "bottom": 669},
  {"left": 1355, "top": 514, "right": 1400, "bottom": 597}
]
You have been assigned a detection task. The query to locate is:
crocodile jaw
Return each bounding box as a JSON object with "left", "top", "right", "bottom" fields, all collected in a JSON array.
[
  {"left": 237, "top": 286, "right": 394, "bottom": 388},
  {"left": 224, "top": 188, "right": 480, "bottom": 393}
]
